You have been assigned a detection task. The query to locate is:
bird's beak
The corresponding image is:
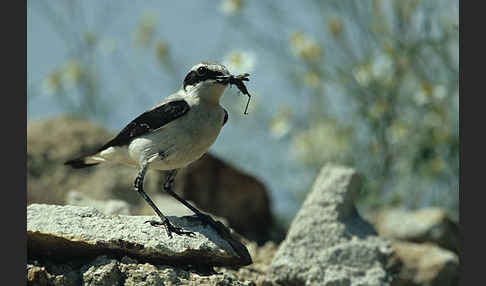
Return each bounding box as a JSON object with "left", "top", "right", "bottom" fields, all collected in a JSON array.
[{"left": 215, "top": 73, "right": 250, "bottom": 86}]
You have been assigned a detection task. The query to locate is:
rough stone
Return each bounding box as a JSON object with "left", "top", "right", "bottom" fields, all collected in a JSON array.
[
  {"left": 27, "top": 266, "right": 50, "bottom": 286},
  {"left": 26, "top": 241, "right": 276, "bottom": 285},
  {"left": 27, "top": 263, "right": 80, "bottom": 286},
  {"left": 390, "top": 241, "right": 458, "bottom": 286},
  {"left": 81, "top": 256, "right": 122, "bottom": 286},
  {"left": 27, "top": 204, "right": 252, "bottom": 267},
  {"left": 371, "top": 207, "right": 459, "bottom": 253},
  {"left": 267, "top": 165, "right": 394, "bottom": 286},
  {"left": 27, "top": 251, "right": 266, "bottom": 286}
]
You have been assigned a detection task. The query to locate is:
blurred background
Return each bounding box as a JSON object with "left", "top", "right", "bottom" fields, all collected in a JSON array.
[{"left": 27, "top": 0, "right": 459, "bottom": 227}]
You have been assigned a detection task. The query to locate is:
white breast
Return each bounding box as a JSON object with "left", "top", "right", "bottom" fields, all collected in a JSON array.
[{"left": 128, "top": 102, "right": 225, "bottom": 170}]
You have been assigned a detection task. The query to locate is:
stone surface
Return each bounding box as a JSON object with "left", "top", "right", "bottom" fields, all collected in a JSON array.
[
  {"left": 81, "top": 256, "right": 123, "bottom": 286},
  {"left": 267, "top": 165, "right": 395, "bottom": 286},
  {"left": 371, "top": 207, "right": 459, "bottom": 253},
  {"left": 27, "top": 204, "right": 251, "bottom": 267},
  {"left": 27, "top": 266, "right": 51, "bottom": 286},
  {"left": 27, "top": 224, "right": 277, "bottom": 285},
  {"left": 27, "top": 263, "right": 80, "bottom": 286},
  {"left": 390, "top": 241, "right": 458, "bottom": 286},
  {"left": 27, "top": 116, "right": 276, "bottom": 244}
]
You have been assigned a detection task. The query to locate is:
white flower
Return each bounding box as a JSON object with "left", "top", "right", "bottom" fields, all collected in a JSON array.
[
  {"left": 291, "top": 121, "right": 351, "bottom": 164},
  {"left": 289, "top": 32, "right": 322, "bottom": 62},
  {"left": 413, "top": 91, "right": 428, "bottom": 106},
  {"left": 353, "top": 64, "right": 372, "bottom": 87},
  {"left": 386, "top": 121, "right": 410, "bottom": 144},
  {"left": 269, "top": 106, "right": 293, "bottom": 139},
  {"left": 371, "top": 53, "right": 394, "bottom": 84},
  {"left": 433, "top": 85, "right": 447, "bottom": 100},
  {"left": 223, "top": 50, "right": 256, "bottom": 75},
  {"left": 220, "top": 0, "right": 243, "bottom": 16},
  {"left": 414, "top": 84, "right": 432, "bottom": 106}
]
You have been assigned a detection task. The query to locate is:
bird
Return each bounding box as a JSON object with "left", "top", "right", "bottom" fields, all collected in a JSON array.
[{"left": 65, "top": 62, "right": 251, "bottom": 238}]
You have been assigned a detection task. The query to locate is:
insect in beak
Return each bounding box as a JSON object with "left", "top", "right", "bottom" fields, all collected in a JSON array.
[{"left": 216, "top": 73, "right": 252, "bottom": 115}]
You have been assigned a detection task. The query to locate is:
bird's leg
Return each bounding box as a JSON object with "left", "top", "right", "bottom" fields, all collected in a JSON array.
[
  {"left": 163, "top": 170, "right": 215, "bottom": 227},
  {"left": 135, "top": 164, "right": 194, "bottom": 238}
]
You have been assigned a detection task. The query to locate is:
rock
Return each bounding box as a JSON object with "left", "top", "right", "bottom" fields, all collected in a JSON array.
[
  {"left": 121, "top": 263, "right": 170, "bottom": 286},
  {"left": 267, "top": 165, "right": 395, "bottom": 286},
  {"left": 27, "top": 115, "right": 109, "bottom": 205},
  {"left": 26, "top": 241, "right": 278, "bottom": 285},
  {"left": 27, "top": 266, "right": 50, "bottom": 286},
  {"left": 27, "top": 263, "right": 79, "bottom": 286},
  {"left": 371, "top": 207, "right": 459, "bottom": 253},
  {"left": 390, "top": 241, "right": 458, "bottom": 286},
  {"left": 81, "top": 256, "right": 122, "bottom": 286},
  {"left": 28, "top": 253, "right": 263, "bottom": 286},
  {"left": 66, "top": 191, "right": 132, "bottom": 215},
  {"left": 27, "top": 239, "right": 276, "bottom": 285},
  {"left": 27, "top": 116, "right": 275, "bottom": 244},
  {"left": 27, "top": 204, "right": 251, "bottom": 267}
]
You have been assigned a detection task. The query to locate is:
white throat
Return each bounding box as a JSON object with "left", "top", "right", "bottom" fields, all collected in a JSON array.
[{"left": 186, "top": 82, "right": 227, "bottom": 104}]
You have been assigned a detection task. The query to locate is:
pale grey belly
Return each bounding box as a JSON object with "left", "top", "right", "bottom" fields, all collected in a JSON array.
[{"left": 128, "top": 112, "right": 223, "bottom": 170}]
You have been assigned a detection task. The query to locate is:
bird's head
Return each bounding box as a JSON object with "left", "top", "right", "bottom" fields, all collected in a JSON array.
[
  {"left": 182, "top": 62, "right": 252, "bottom": 112},
  {"left": 183, "top": 62, "right": 232, "bottom": 95},
  {"left": 183, "top": 62, "right": 230, "bottom": 95}
]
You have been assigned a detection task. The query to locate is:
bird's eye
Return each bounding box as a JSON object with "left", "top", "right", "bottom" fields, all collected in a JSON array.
[{"left": 197, "top": 67, "right": 207, "bottom": 76}]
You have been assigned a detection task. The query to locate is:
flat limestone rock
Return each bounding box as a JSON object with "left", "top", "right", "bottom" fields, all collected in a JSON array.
[{"left": 27, "top": 204, "right": 252, "bottom": 267}]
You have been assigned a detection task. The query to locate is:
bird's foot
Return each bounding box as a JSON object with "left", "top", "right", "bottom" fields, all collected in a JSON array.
[{"left": 144, "top": 219, "right": 195, "bottom": 238}]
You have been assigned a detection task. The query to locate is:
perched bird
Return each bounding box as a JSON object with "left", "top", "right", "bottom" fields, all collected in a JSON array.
[{"left": 65, "top": 62, "right": 251, "bottom": 238}]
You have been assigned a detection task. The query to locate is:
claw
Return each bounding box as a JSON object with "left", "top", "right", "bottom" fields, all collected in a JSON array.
[{"left": 145, "top": 219, "right": 195, "bottom": 238}]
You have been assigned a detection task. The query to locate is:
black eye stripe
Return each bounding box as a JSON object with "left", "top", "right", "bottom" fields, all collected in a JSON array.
[
  {"left": 183, "top": 71, "right": 198, "bottom": 90},
  {"left": 183, "top": 69, "right": 225, "bottom": 90}
]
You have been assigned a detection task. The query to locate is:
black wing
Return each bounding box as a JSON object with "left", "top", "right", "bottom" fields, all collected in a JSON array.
[{"left": 99, "top": 100, "right": 190, "bottom": 150}]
